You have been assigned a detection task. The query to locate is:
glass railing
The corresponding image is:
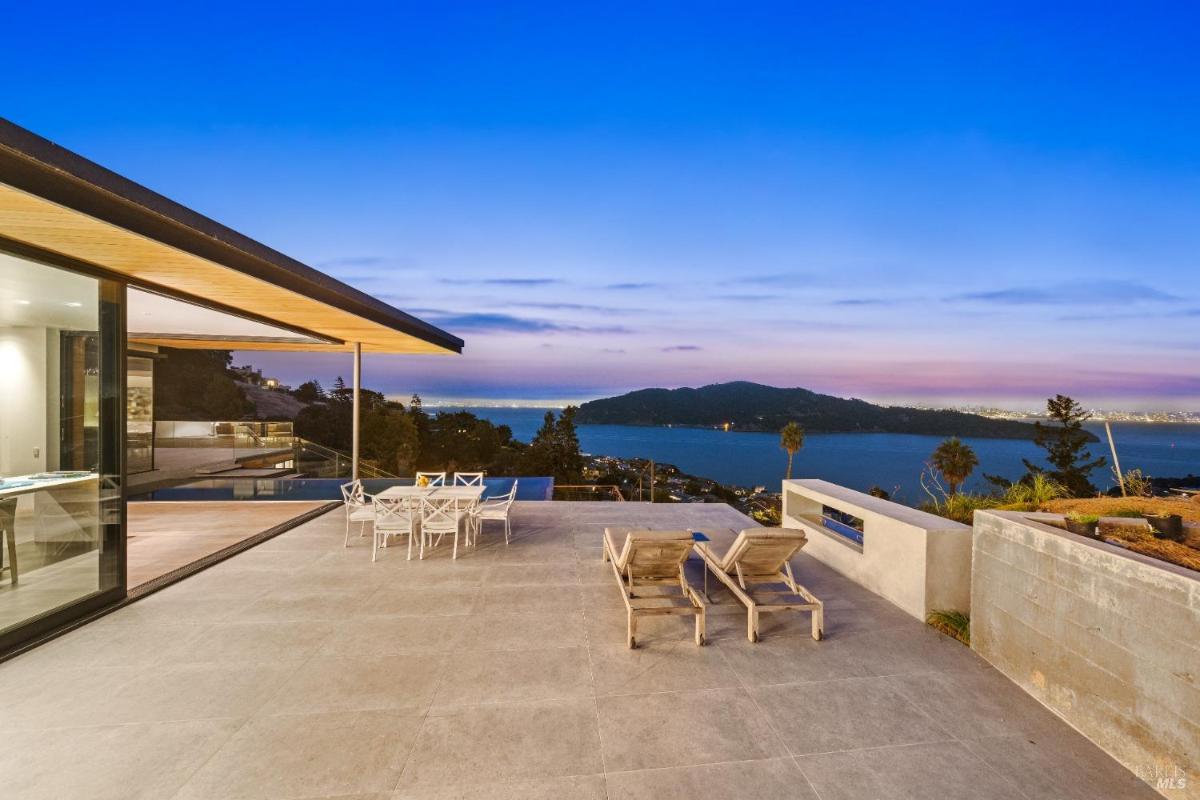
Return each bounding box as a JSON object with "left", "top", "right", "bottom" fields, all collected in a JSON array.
[{"left": 130, "top": 476, "right": 556, "bottom": 502}]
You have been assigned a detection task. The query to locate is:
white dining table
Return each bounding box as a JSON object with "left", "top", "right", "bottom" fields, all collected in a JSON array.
[{"left": 376, "top": 485, "right": 486, "bottom": 502}]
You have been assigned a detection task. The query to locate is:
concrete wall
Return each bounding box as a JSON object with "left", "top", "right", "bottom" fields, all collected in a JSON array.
[
  {"left": 973, "top": 511, "right": 1199, "bottom": 797},
  {"left": 781, "top": 479, "right": 972, "bottom": 620}
]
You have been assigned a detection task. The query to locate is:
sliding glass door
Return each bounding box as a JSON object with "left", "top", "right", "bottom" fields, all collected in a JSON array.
[{"left": 0, "top": 248, "right": 124, "bottom": 653}]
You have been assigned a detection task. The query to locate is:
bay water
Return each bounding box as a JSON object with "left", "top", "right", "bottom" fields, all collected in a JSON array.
[{"left": 433, "top": 406, "right": 1200, "bottom": 504}]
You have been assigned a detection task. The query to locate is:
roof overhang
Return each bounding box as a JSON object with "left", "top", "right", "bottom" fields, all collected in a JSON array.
[{"left": 0, "top": 118, "right": 463, "bottom": 354}]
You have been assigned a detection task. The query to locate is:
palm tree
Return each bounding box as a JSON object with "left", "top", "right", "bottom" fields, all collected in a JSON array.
[
  {"left": 780, "top": 421, "right": 805, "bottom": 480},
  {"left": 931, "top": 437, "right": 979, "bottom": 495}
]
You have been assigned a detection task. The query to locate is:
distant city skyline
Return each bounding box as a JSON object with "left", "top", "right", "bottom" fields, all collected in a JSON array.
[{"left": 6, "top": 3, "right": 1198, "bottom": 410}]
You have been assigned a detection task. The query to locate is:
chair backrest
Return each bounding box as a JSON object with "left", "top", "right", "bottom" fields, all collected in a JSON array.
[
  {"left": 454, "top": 472, "right": 484, "bottom": 486},
  {"left": 614, "top": 530, "right": 694, "bottom": 578},
  {"left": 415, "top": 471, "right": 446, "bottom": 487},
  {"left": 420, "top": 495, "right": 458, "bottom": 528},
  {"left": 340, "top": 479, "right": 364, "bottom": 504},
  {"left": 719, "top": 529, "right": 807, "bottom": 575},
  {"left": 373, "top": 496, "right": 413, "bottom": 531}
]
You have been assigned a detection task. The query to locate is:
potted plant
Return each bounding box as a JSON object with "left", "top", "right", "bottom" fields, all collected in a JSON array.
[
  {"left": 1064, "top": 513, "right": 1101, "bottom": 538},
  {"left": 1146, "top": 513, "right": 1185, "bottom": 542}
]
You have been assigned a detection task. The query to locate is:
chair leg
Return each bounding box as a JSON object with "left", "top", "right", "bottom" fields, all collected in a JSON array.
[
  {"left": 504, "top": 516, "right": 510, "bottom": 545},
  {"left": 627, "top": 609, "right": 637, "bottom": 649},
  {"left": 812, "top": 605, "right": 824, "bottom": 641},
  {"left": 371, "top": 527, "right": 379, "bottom": 562},
  {"left": 747, "top": 604, "right": 759, "bottom": 642},
  {"left": 452, "top": 528, "right": 459, "bottom": 560},
  {"left": 344, "top": 513, "right": 351, "bottom": 547},
  {"left": 696, "top": 607, "right": 706, "bottom": 646}
]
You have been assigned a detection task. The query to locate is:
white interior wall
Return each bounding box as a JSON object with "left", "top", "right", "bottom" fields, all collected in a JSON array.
[{"left": 0, "top": 326, "right": 50, "bottom": 476}]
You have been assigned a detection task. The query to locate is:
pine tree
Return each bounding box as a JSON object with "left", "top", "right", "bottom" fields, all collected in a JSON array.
[
  {"left": 1022, "top": 395, "right": 1105, "bottom": 497},
  {"left": 554, "top": 406, "right": 585, "bottom": 482}
]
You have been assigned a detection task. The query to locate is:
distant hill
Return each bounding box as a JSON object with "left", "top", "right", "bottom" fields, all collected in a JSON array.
[{"left": 576, "top": 381, "right": 1065, "bottom": 441}]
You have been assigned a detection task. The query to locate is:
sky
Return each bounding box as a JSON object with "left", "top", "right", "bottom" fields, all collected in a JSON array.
[{"left": 4, "top": 2, "right": 1199, "bottom": 410}]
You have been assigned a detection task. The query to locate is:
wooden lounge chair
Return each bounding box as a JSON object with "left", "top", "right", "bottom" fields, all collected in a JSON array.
[
  {"left": 695, "top": 529, "right": 823, "bottom": 642},
  {"left": 603, "top": 528, "right": 705, "bottom": 648}
]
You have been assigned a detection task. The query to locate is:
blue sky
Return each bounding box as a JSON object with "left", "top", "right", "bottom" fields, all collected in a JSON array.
[{"left": 4, "top": 2, "right": 1198, "bottom": 408}]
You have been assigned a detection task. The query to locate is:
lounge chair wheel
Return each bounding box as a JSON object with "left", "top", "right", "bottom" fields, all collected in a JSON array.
[
  {"left": 750, "top": 631, "right": 759, "bottom": 643},
  {"left": 628, "top": 637, "right": 637, "bottom": 649},
  {"left": 814, "top": 629, "right": 823, "bottom": 641},
  {"left": 697, "top": 634, "right": 705, "bottom": 646}
]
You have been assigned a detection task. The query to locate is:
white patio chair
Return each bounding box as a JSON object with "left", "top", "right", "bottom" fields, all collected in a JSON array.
[
  {"left": 453, "top": 472, "right": 484, "bottom": 486},
  {"left": 420, "top": 495, "right": 467, "bottom": 560},
  {"left": 415, "top": 471, "right": 446, "bottom": 487},
  {"left": 372, "top": 496, "right": 418, "bottom": 562},
  {"left": 341, "top": 480, "right": 374, "bottom": 547},
  {"left": 471, "top": 480, "right": 517, "bottom": 545}
]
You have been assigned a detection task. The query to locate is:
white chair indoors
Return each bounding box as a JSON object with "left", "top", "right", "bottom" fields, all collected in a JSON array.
[
  {"left": 453, "top": 472, "right": 485, "bottom": 486},
  {"left": 415, "top": 471, "right": 446, "bottom": 487},
  {"left": 472, "top": 480, "right": 518, "bottom": 545},
  {"left": 340, "top": 480, "right": 375, "bottom": 547},
  {"left": 372, "top": 496, "right": 418, "bottom": 561}
]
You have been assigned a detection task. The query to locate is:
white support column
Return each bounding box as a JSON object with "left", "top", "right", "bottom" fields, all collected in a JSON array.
[{"left": 351, "top": 342, "right": 361, "bottom": 481}]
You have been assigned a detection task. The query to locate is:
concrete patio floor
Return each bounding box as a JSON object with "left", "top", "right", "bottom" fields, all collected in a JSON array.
[{"left": 0, "top": 502, "right": 1159, "bottom": 800}]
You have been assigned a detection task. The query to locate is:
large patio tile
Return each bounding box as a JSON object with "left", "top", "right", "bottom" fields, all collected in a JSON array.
[
  {"left": 234, "top": 587, "right": 369, "bottom": 622},
  {"left": 392, "top": 774, "right": 607, "bottom": 799},
  {"left": 396, "top": 697, "right": 603, "bottom": 789},
  {"left": 162, "top": 619, "right": 336, "bottom": 665},
  {"left": 888, "top": 666, "right": 1075, "bottom": 741},
  {"left": 0, "top": 664, "right": 140, "bottom": 729},
  {"left": 260, "top": 654, "right": 445, "bottom": 715},
  {"left": 963, "top": 733, "right": 1160, "bottom": 799},
  {"left": 319, "top": 615, "right": 465, "bottom": 657},
  {"left": 175, "top": 709, "right": 422, "bottom": 800},
  {"left": 483, "top": 562, "right": 581, "bottom": 586},
  {"left": 751, "top": 676, "right": 953, "bottom": 755},
  {"left": 95, "top": 661, "right": 298, "bottom": 724},
  {"left": 432, "top": 646, "right": 592, "bottom": 709},
  {"left": 795, "top": 740, "right": 1025, "bottom": 800},
  {"left": 454, "top": 610, "right": 588, "bottom": 651},
  {"left": 0, "top": 718, "right": 239, "bottom": 800},
  {"left": 596, "top": 687, "right": 784, "bottom": 772},
  {"left": 605, "top": 758, "right": 818, "bottom": 800},
  {"left": 843, "top": 624, "right": 987, "bottom": 676},
  {"left": 589, "top": 642, "right": 740, "bottom": 696},
  {"left": 474, "top": 584, "right": 583, "bottom": 614},
  {"left": 718, "top": 629, "right": 875, "bottom": 685},
  {"left": 110, "top": 588, "right": 265, "bottom": 624},
  {"left": 26, "top": 618, "right": 209, "bottom": 667},
  {"left": 363, "top": 586, "right": 481, "bottom": 617}
]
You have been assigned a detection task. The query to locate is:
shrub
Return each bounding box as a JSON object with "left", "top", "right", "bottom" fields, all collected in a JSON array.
[
  {"left": 927, "top": 610, "right": 970, "bottom": 645},
  {"left": 922, "top": 493, "right": 999, "bottom": 525}
]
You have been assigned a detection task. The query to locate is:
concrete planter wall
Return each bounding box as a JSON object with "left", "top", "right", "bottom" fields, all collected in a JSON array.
[
  {"left": 781, "top": 479, "right": 972, "bottom": 620},
  {"left": 973, "top": 511, "right": 1198, "bottom": 796}
]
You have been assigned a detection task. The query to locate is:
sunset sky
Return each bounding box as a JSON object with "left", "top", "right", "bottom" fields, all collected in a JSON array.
[{"left": 5, "top": 3, "right": 1198, "bottom": 409}]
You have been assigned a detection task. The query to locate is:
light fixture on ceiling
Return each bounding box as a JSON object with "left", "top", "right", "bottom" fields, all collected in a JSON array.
[
  {"left": 15, "top": 299, "right": 31, "bottom": 305},
  {"left": 64, "top": 301, "right": 83, "bottom": 308}
]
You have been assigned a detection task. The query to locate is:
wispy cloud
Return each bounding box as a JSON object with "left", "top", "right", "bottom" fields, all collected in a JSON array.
[
  {"left": 729, "top": 271, "right": 816, "bottom": 287},
  {"left": 318, "top": 256, "right": 388, "bottom": 268},
  {"left": 832, "top": 298, "right": 890, "bottom": 306},
  {"left": 601, "top": 347, "right": 627, "bottom": 354},
  {"left": 440, "top": 278, "right": 563, "bottom": 287},
  {"left": 661, "top": 345, "right": 703, "bottom": 352},
  {"left": 605, "top": 282, "right": 658, "bottom": 290},
  {"left": 950, "top": 281, "right": 1179, "bottom": 306},
  {"left": 422, "top": 311, "right": 631, "bottom": 335},
  {"left": 509, "top": 301, "right": 640, "bottom": 313}
]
